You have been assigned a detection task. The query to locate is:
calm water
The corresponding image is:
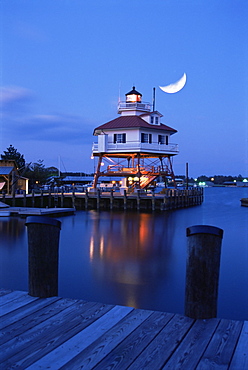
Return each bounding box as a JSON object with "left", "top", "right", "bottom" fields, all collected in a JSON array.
[{"left": 1, "top": 187, "right": 247, "bottom": 321}]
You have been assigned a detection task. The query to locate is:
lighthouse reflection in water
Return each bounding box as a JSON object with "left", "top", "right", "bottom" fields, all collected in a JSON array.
[{"left": 59, "top": 210, "right": 183, "bottom": 314}]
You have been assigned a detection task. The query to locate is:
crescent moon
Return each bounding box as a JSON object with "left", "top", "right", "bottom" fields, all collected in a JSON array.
[{"left": 159, "top": 73, "right": 187, "bottom": 94}]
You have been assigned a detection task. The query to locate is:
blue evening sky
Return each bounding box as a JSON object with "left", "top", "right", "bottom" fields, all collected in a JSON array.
[{"left": 0, "top": 1, "right": 247, "bottom": 177}]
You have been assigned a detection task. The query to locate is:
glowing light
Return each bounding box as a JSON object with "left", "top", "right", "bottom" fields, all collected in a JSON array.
[
  {"left": 89, "top": 237, "right": 94, "bottom": 261},
  {"left": 243, "top": 179, "right": 248, "bottom": 182},
  {"left": 100, "top": 236, "right": 104, "bottom": 258}
]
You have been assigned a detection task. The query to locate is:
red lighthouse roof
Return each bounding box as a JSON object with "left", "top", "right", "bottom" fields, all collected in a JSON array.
[{"left": 93, "top": 115, "right": 177, "bottom": 135}]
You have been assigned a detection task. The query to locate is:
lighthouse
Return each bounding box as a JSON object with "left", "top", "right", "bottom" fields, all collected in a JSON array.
[{"left": 91, "top": 86, "right": 179, "bottom": 192}]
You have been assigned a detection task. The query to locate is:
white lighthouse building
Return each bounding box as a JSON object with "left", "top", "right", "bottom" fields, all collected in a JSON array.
[{"left": 92, "top": 86, "right": 179, "bottom": 192}]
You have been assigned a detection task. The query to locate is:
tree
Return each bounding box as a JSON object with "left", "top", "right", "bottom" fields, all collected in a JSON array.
[
  {"left": 25, "top": 160, "right": 48, "bottom": 187},
  {"left": 1, "top": 145, "right": 26, "bottom": 170}
]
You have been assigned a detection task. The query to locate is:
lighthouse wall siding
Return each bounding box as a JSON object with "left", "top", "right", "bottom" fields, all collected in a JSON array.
[{"left": 2, "top": 188, "right": 203, "bottom": 211}]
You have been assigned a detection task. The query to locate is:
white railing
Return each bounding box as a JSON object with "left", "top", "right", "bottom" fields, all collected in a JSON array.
[
  {"left": 118, "top": 101, "right": 151, "bottom": 112},
  {"left": 92, "top": 141, "right": 179, "bottom": 154}
]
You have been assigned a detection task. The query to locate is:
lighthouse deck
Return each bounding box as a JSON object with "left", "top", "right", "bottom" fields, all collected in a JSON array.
[{"left": 0, "top": 289, "right": 247, "bottom": 369}]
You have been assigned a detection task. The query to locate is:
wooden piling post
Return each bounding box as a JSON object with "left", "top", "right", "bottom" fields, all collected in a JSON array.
[
  {"left": 71, "top": 188, "right": 75, "bottom": 208},
  {"left": 23, "top": 190, "right": 26, "bottom": 207},
  {"left": 110, "top": 189, "right": 114, "bottom": 210},
  {"left": 123, "top": 190, "right": 127, "bottom": 210},
  {"left": 25, "top": 216, "right": 61, "bottom": 297},
  {"left": 48, "top": 188, "right": 52, "bottom": 207},
  {"left": 97, "top": 188, "right": 100, "bottom": 210},
  {"left": 61, "top": 189, "right": 64, "bottom": 208},
  {"left": 137, "top": 189, "right": 140, "bottom": 211},
  {"left": 152, "top": 191, "right": 155, "bottom": 211},
  {"left": 12, "top": 190, "right": 15, "bottom": 207},
  {"left": 40, "top": 190, "right": 44, "bottom": 208},
  {"left": 85, "top": 188, "right": 88, "bottom": 210},
  {"left": 32, "top": 189, "right": 35, "bottom": 207},
  {"left": 185, "top": 225, "right": 224, "bottom": 319}
]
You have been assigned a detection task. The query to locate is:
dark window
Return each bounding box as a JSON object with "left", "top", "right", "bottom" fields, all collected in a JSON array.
[
  {"left": 141, "top": 133, "right": 148, "bottom": 143},
  {"left": 149, "top": 134, "right": 152, "bottom": 143},
  {"left": 155, "top": 117, "right": 159, "bottom": 124},
  {"left": 158, "top": 135, "right": 165, "bottom": 144},
  {"left": 166, "top": 135, "right": 168, "bottom": 145},
  {"left": 150, "top": 116, "right": 154, "bottom": 124},
  {"left": 114, "top": 133, "right": 126, "bottom": 143}
]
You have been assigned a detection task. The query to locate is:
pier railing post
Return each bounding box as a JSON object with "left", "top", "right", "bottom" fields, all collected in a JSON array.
[
  {"left": 25, "top": 216, "right": 61, "bottom": 298},
  {"left": 185, "top": 225, "right": 224, "bottom": 319}
]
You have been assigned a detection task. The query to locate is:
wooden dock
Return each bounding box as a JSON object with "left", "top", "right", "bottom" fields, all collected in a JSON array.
[
  {"left": 0, "top": 206, "right": 75, "bottom": 217},
  {"left": 1, "top": 289, "right": 247, "bottom": 369},
  {"left": 0, "top": 187, "right": 203, "bottom": 212}
]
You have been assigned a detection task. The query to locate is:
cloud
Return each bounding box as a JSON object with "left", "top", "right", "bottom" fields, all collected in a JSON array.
[
  {"left": 0, "top": 85, "right": 95, "bottom": 147},
  {"left": 0, "top": 86, "right": 34, "bottom": 106}
]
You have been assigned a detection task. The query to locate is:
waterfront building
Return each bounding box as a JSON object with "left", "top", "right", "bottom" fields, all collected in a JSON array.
[
  {"left": 92, "top": 87, "right": 179, "bottom": 193},
  {"left": 0, "top": 160, "right": 28, "bottom": 194}
]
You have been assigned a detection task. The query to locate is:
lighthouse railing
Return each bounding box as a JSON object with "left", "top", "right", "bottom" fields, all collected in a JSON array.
[
  {"left": 118, "top": 101, "right": 151, "bottom": 111},
  {"left": 92, "top": 141, "right": 179, "bottom": 154}
]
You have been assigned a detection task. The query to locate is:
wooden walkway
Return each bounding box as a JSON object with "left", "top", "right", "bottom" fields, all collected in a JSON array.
[
  {"left": 0, "top": 206, "right": 75, "bottom": 217},
  {"left": 0, "top": 290, "right": 247, "bottom": 369}
]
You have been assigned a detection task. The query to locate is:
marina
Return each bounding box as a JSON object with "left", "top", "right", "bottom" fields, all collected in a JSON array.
[
  {"left": 0, "top": 289, "right": 247, "bottom": 369},
  {"left": 1, "top": 187, "right": 248, "bottom": 322}
]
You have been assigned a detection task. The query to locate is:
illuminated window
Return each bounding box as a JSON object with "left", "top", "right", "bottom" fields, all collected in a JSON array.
[{"left": 114, "top": 133, "right": 126, "bottom": 143}]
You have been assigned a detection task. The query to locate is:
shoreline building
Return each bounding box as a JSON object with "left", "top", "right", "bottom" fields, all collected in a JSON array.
[{"left": 92, "top": 87, "right": 179, "bottom": 193}]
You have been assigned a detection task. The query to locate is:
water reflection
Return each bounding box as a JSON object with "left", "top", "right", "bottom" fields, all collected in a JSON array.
[
  {"left": 87, "top": 211, "right": 175, "bottom": 307},
  {"left": 0, "top": 217, "right": 26, "bottom": 244},
  {"left": 1, "top": 187, "right": 247, "bottom": 319}
]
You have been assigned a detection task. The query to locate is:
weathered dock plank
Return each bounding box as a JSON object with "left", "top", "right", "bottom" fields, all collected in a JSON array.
[
  {"left": 161, "top": 319, "right": 220, "bottom": 369},
  {"left": 128, "top": 314, "right": 194, "bottom": 370},
  {"left": 60, "top": 309, "right": 167, "bottom": 369},
  {"left": 28, "top": 305, "right": 135, "bottom": 369},
  {"left": 0, "top": 290, "right": 247, "bottom": 369},
  {"left": 229, "top": 321, "right": 248, "bottom": 369},
  {"left": 196, "top": 319, "right": 243, "bottom": 369}
]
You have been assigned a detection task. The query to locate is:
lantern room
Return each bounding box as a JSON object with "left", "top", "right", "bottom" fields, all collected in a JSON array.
[{"left": 125, "top": 86, "right": 142, "bottom": 103}]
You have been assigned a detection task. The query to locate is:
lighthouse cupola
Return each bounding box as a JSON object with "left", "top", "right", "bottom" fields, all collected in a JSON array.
[
  {"left": 125, "top": 86, "right": 142, "bottom": 103},
  {"left": 118, "top": 86, "right": 151, "bottom": 116}
]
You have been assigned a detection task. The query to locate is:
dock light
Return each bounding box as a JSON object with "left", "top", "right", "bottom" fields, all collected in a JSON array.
[
  {"left": 243, "top": 179, "right": 248, "bottom": 182},
  {"left": 211, "top": 178, "right": 214, "bottom": 181}
]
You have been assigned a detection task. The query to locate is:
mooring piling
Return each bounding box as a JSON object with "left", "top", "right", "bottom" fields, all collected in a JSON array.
[
  {"left": 185, "top": 225, "right": 224, "bottom": 319},
  {"left": 25, "top": 216, "right": 61, "bottom": 298}
]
